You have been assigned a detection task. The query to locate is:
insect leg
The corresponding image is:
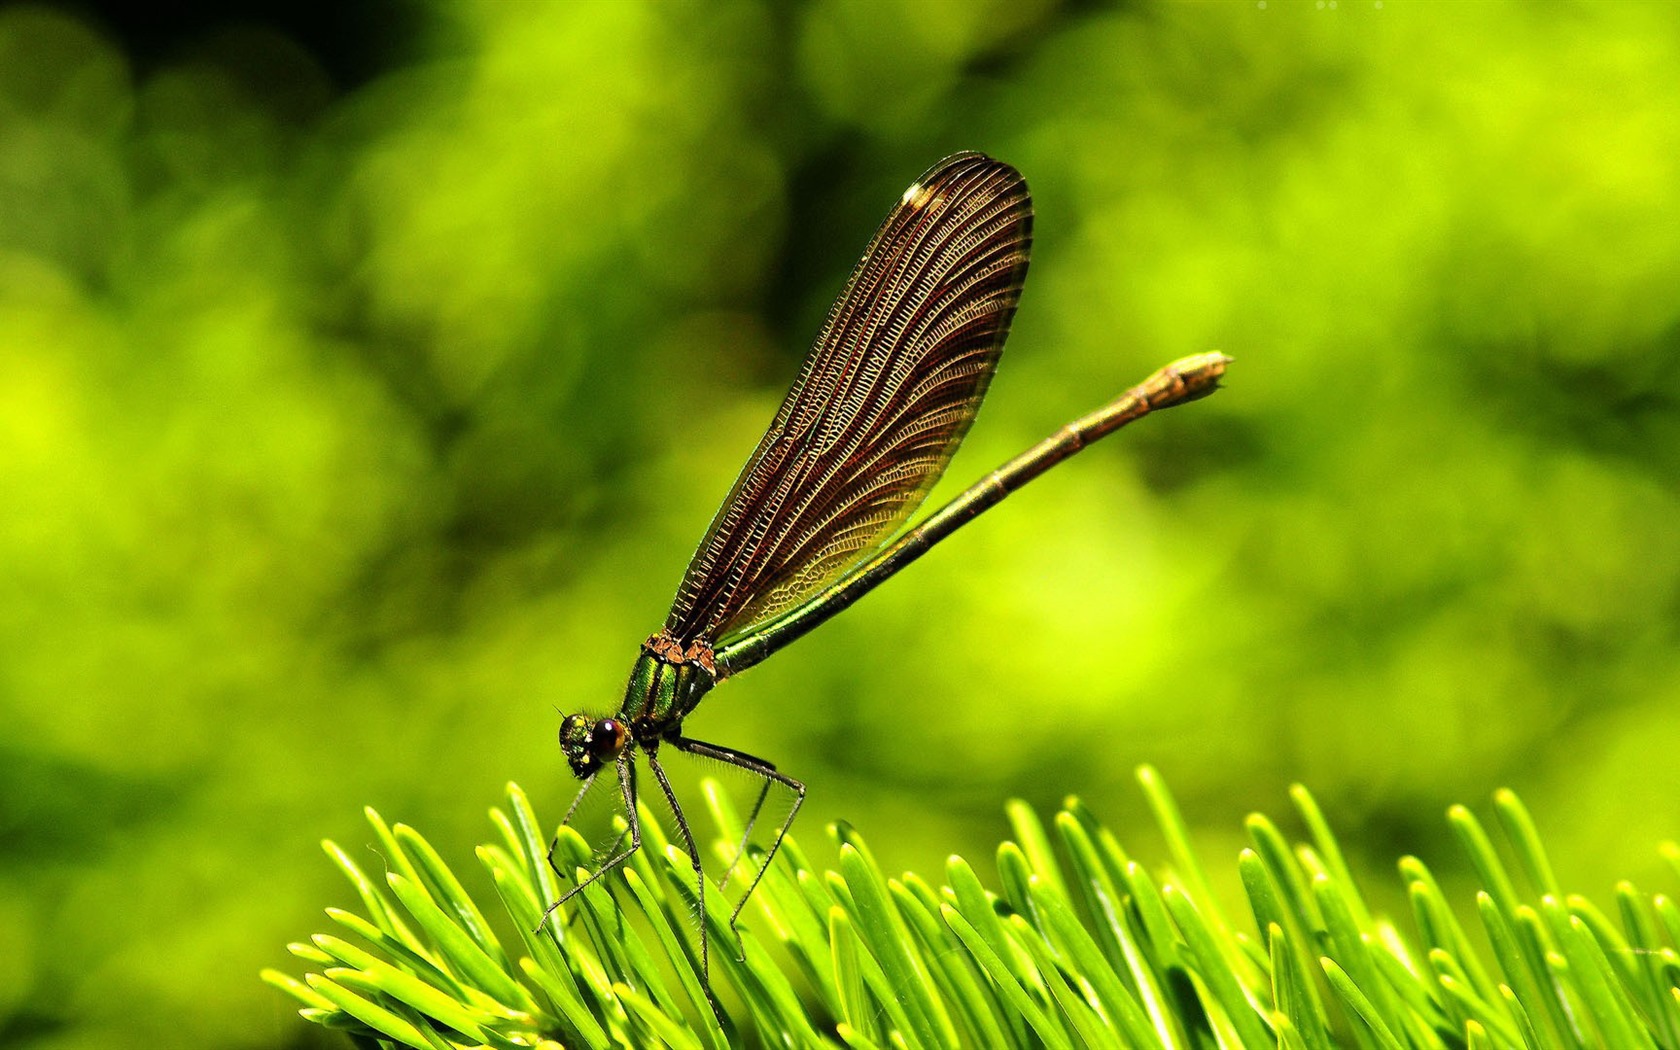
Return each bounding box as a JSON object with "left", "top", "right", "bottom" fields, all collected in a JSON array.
[
  {"left": 647, "top": 750, "right": 727, "bottom": 1028},
  {"left": 666, "top": 735, "right": 806, "bottom": 942},
  {"left": 720, "top": 778, "right": 773, "bottom": 889},
  {"left": 543, "top": 772, "right": 600, "bottom": 885},
  {"left": 536, "top": 757, "right": 640, "bottom": 931}
]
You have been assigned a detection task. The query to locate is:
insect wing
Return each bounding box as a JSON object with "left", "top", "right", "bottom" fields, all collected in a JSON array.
[{"left": 665, "top": 152, "right": 1033, "bottom": 647}]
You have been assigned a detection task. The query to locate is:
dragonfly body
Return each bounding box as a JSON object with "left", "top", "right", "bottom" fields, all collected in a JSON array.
[{"left": 541, "top": 152, "right": 1229, "bottom": 1022}]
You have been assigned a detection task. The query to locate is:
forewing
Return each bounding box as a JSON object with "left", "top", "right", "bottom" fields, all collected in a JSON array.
[{"left": 664, "top": 152, "right": 1032, "bottom": 645}]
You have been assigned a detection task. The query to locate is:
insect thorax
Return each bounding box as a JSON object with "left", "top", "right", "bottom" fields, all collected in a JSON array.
[{"left": 620, "top": 633, "right": 716, "bottom": 733}]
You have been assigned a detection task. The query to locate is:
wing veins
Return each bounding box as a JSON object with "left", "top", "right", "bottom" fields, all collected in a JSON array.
[{"left": 664, "top": 153, "right": 1032, "bottom": 644}]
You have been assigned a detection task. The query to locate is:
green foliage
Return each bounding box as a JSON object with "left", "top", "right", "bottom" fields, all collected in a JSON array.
[{"left": 269, "top": 771, "right": 1680, "bottom": 1048}]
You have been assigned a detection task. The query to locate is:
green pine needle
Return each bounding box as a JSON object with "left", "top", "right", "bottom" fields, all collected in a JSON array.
[{"left": 265, "top": 769, "right": 1680, "bottom": 1048}]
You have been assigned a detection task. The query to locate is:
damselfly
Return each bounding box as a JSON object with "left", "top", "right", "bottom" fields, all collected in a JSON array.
[{"left": 542, "top": 152, "right": 1229, "bottom": 1012}]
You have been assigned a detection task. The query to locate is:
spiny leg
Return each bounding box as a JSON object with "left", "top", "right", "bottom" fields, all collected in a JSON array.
[
  {"left": 667, "top": 735, "right": 806, "bottom": 942},
  {"left": 545, "top": 769, "right": 633, "bottom": 883},
  {"left": 536, "top": 758, "right": 640, "bottom": 931},
  {"left": 720, "top": 778, "right": 773, "bottom": 890},
  {"left": 544, "top": 772, "right": 599, "bottom": 886},
  {"left": 647, "top": 750, "right": 726, "bottom": 1028}
]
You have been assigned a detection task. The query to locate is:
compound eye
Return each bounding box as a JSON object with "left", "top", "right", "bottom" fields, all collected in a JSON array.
[
  {"left": 590, "top": 718, "right": 627, "bottom": 757},
  {"left": 559, "top": 713, "right": 588, "bottom": 744}
]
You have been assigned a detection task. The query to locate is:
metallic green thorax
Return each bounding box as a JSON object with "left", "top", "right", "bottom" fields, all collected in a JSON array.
[{"left": 620, "top": 640, "right": 715, "bottom": 731}]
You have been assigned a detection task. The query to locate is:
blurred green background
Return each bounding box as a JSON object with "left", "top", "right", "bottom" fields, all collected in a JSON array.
[{"left": 4, "top": 0, "right": 1680, "bottom": 1046}]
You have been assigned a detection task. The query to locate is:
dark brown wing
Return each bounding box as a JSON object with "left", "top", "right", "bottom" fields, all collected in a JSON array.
[{"left": 664, "top": 152, "right": 1032, "bottom": 646}]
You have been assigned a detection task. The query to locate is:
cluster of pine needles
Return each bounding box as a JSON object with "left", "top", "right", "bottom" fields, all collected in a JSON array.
[{"left": 265, "top": 767, "right": 1680, "bottom": 1048}]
